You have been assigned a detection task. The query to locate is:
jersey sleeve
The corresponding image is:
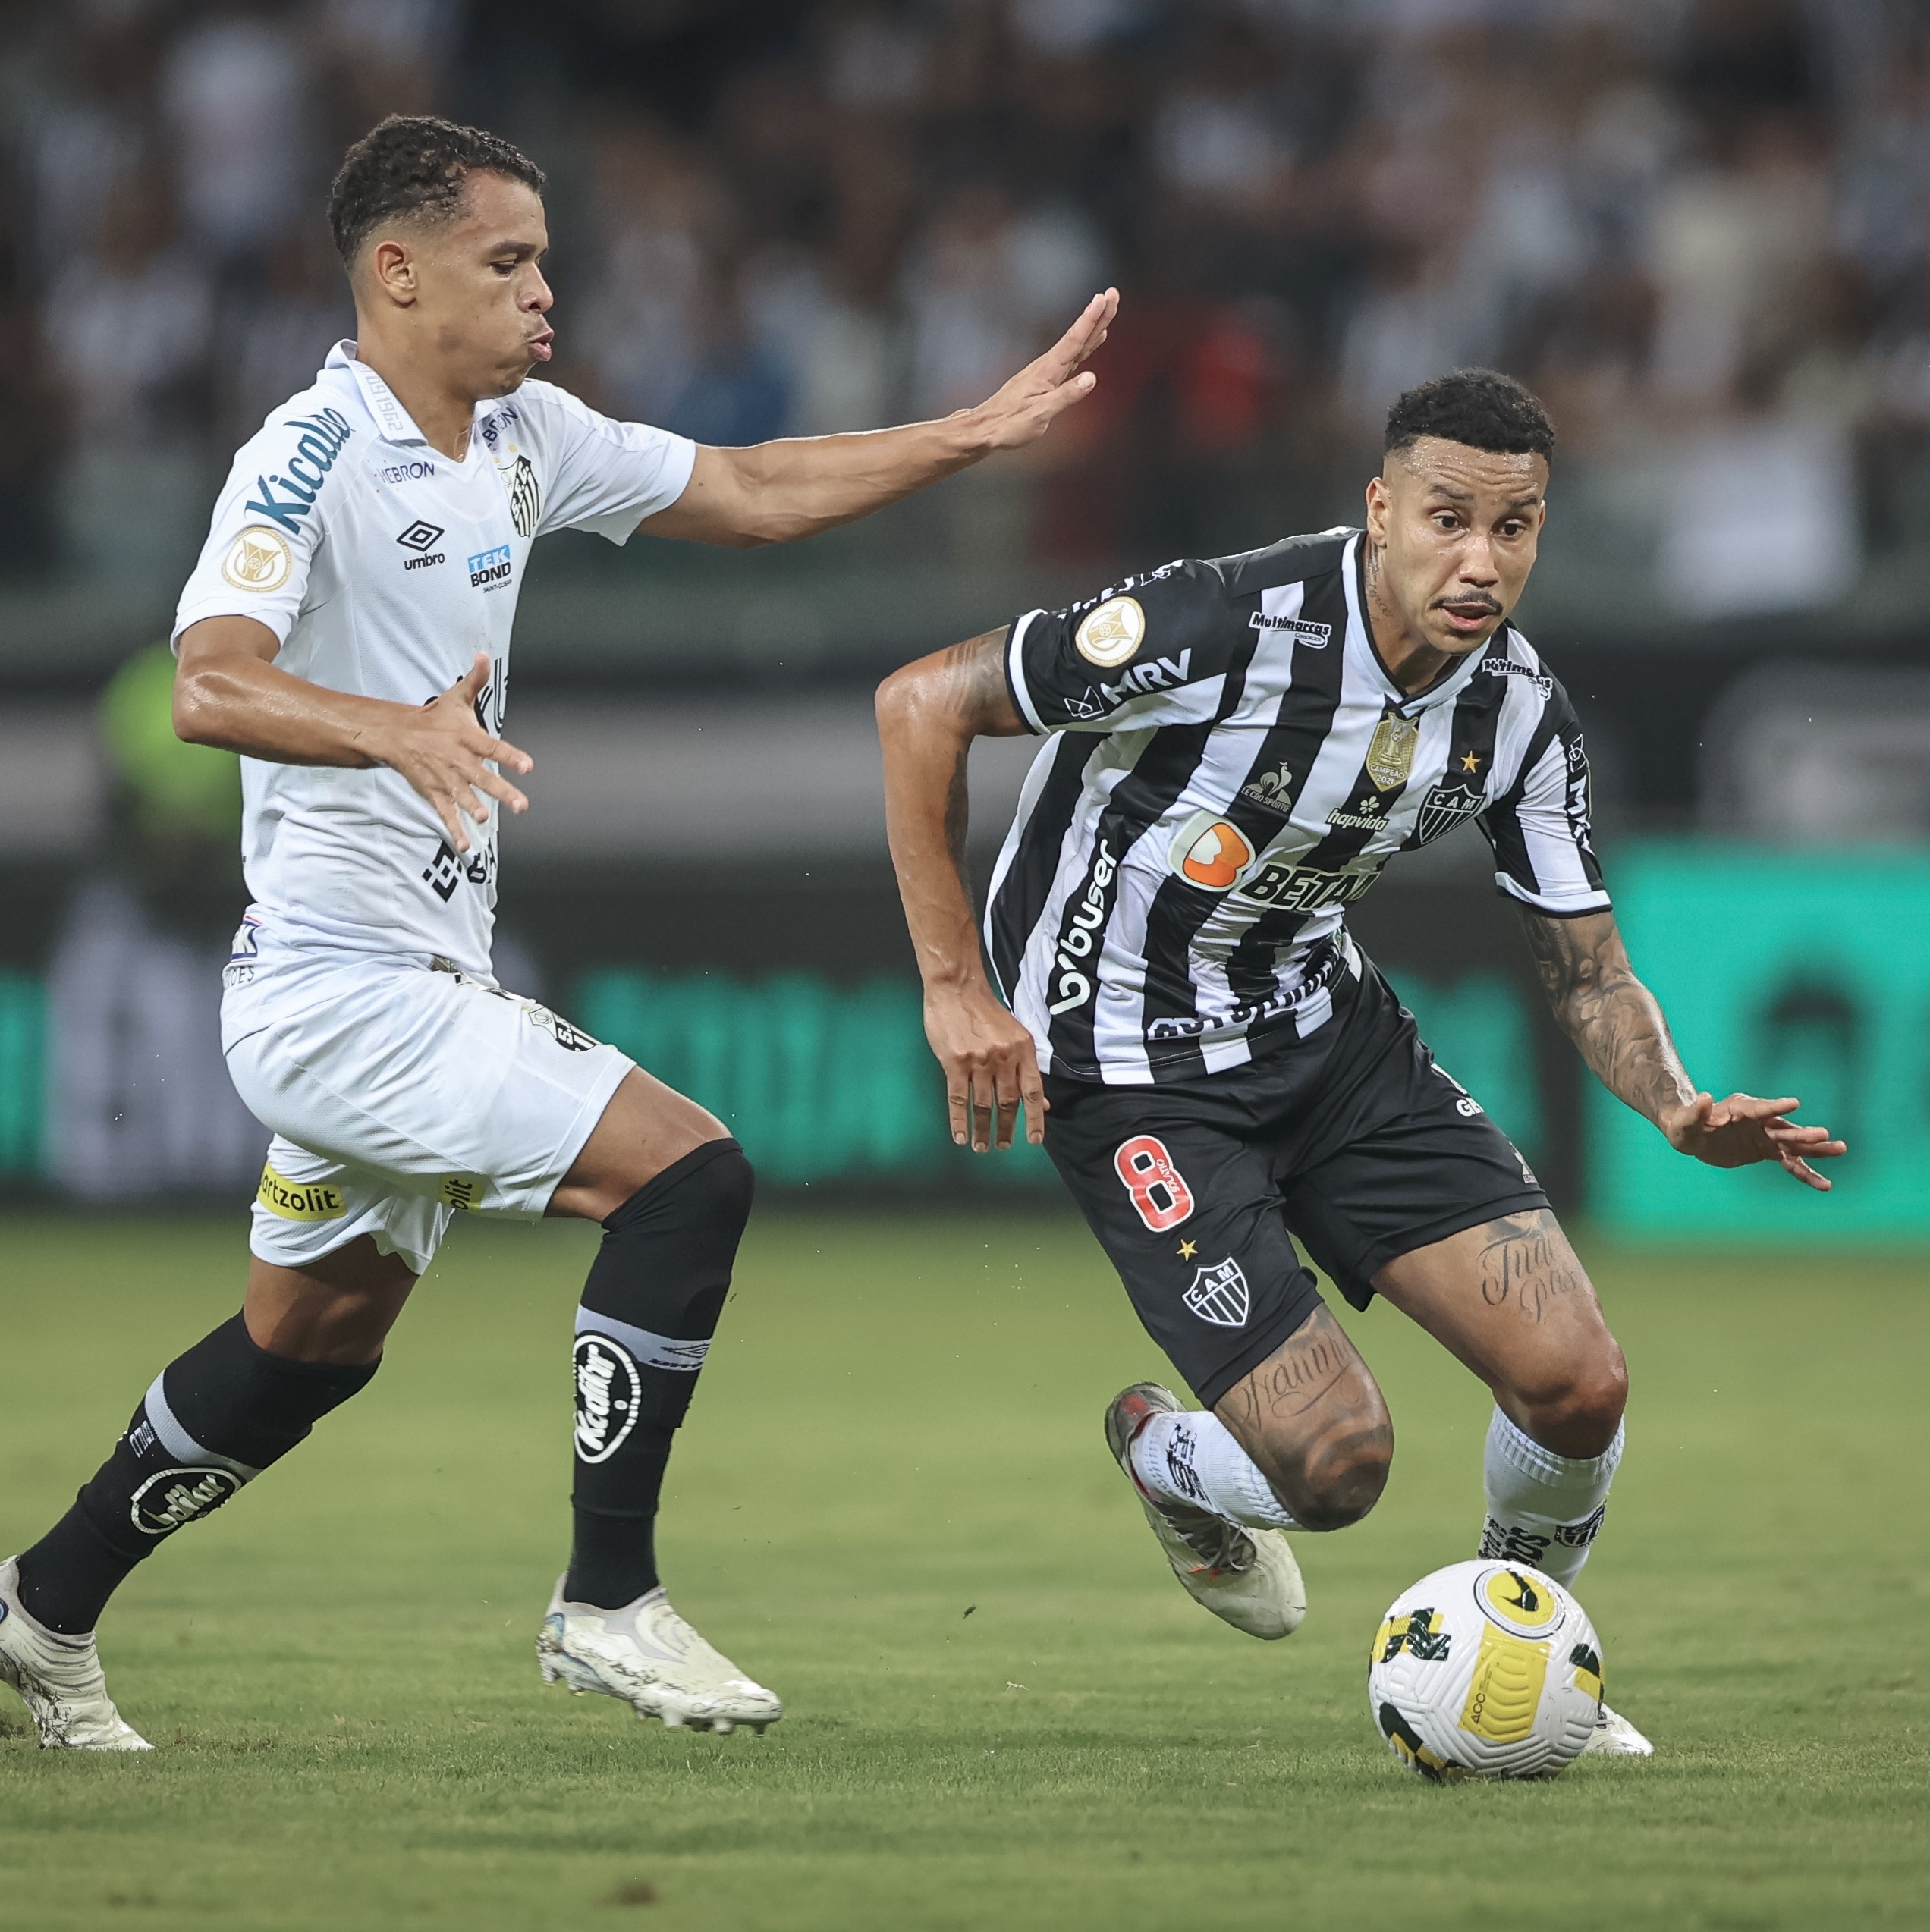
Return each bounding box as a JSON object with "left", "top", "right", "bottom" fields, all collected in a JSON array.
[
  {"left": 1479, "top": 680, "right": 1611, "bottom": 916},
  {"left": 172, "top": 416, "right": 341, "bottom": 649},
  {"left": 1004, "top": 559, "right": 1240, "bottom": 735},
  {"left": 527, "top": 384, "right": 697, "bottom": 544}
]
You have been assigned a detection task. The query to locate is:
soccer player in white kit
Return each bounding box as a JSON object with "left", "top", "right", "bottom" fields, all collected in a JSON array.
[{"left": 0, "top": 116, "right": 1117, "bottom": 1749}]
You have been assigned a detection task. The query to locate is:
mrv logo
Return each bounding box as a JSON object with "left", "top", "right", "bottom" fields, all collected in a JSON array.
[
  {"left": 244, "top": 408, "right": 354, "bottom": 534},
  {"left": 1097, "top": 647, "right": 1190, "bottom": 705},
  {"left": 468, "top": 545, "right": 513, "bottom": 591}
]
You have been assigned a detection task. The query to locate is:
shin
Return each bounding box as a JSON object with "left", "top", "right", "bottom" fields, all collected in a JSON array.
[{"left": 566, "top": 1139, "right": 755, "bottom": 1610}]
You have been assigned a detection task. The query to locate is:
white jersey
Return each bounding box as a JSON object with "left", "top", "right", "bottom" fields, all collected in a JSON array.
[{"left": 174, "top": 341, "right": 696, "bottom": 975}]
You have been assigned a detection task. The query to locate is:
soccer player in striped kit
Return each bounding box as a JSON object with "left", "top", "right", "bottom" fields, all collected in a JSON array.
[
  {"left": 0, "top": 115, "right": 1115, "bottom": 1751},
  {"left": 875, "top": 369, "right": 1845, "bottom": 1755}
]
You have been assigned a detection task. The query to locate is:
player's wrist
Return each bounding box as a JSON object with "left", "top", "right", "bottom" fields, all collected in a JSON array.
[{"left": 944, "top": 404, "right": 998, "bottom": 461}]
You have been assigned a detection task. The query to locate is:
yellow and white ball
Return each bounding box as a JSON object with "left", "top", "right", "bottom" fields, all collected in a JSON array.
[{"left": 1367, "top": 1560, "right": 1605, "bottom": 1781}]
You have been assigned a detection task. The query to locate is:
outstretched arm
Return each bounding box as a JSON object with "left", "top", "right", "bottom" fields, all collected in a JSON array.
[
  {"left": 875, "top": 627, "right": 1042, "bottom": 1152},
  {"left": 640, "top": 291, "right": 1117, "bottom": 548},
  {"left": 1517, "top": 907, "right": 1846, "bottom": 1191}
]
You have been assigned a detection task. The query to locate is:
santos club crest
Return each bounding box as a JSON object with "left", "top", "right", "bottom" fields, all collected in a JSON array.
[{"left": 1184, "top": 1257, "right": 1251, "bottom": 1328}]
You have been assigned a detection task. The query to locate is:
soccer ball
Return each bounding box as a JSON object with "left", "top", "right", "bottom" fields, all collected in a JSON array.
[{"left": 1367, "top": 1560, "right": 1604, "bottom": 1781}]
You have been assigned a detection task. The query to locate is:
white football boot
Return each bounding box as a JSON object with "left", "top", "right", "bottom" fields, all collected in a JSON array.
[
  {"left": 1105, "top": 1384, "right": 1307, "bottom": 1641},
  {"left": 0, "top": 1556, "right": 152, "bottom": 1751},
  {"left": 536, "top": 1579, "right": 783, "bottom": 1734},
  {"left": 1581, "top": 1703, "right": 1654, "bottom": 1757}
]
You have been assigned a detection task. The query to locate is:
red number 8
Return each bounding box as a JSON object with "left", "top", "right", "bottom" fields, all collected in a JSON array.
[{"left": 1114, "top": 1134, "right": 1196, "bottom": 1233}]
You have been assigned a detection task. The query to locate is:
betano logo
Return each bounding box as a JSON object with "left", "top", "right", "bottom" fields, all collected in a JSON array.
[{"left": 1169, "top": 813, "right": 1255, "bottom": 890}]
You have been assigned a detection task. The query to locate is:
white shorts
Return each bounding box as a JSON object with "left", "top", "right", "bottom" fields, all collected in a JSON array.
[{"left": 222, "top": 916, "right": 634, "bottom": 1276}]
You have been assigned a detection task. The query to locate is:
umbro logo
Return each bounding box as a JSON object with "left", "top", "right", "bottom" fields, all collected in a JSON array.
[{"left": 397, "top": 521, "right": 447, "bottom": 570}]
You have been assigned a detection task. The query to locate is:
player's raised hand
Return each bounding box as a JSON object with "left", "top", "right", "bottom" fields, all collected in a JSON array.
[
  {"left": 965, "top": 288, "right": 1120, "bottom": 450},
  {"left": 1661, "top": 1091, "right": 1847, "bottom": 1192},
  {"left": 924, "top": 981, "right": 1048, "bottom": 1153},
  {"left": 373, "top": 652, "right": 534, "bottom": 855}
]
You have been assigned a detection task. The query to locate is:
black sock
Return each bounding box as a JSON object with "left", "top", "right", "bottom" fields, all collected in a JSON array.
[
  {"left": 17, "top": 1314, "right": 377, "bottom": 1635},
  {"left": 566, "top": 1138, "right": 753, "bottom": 1610}
]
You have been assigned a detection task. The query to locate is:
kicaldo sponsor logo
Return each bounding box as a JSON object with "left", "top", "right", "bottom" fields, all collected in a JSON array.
[{"left": 244, "top": 408, "right": 354, "bottom": 535}]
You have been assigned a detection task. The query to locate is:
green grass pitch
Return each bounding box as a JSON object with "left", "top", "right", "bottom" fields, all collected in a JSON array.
[{"left": 1, "top": 1211, "right": 1925, "bottom": 1930}]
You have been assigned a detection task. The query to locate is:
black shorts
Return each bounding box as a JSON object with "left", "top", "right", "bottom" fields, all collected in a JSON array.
[{"left": 1042, "top": 960, "right": 1547, "bottom": 1409}]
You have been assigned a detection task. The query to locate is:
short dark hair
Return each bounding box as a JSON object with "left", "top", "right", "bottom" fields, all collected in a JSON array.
[
  {"left": 327, "top": 115, "right": 546, "bottom": 266},
  {"left": 1384, "top": 369, "right": 1555, "bottom": 463}
]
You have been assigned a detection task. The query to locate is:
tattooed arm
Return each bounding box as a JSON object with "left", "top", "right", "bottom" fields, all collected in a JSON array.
[
  {"left": 1517, "top": 908, "right": 1845, "bottom": 1191},
  {"left": 875, "top": 628, "right": 1042, "bottom": 1153}
]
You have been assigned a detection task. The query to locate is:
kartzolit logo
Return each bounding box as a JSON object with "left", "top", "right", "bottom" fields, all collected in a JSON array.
[
  {"left": 130, "top": 1467, "right": 243, "bottom": 1536},
  {"left": 574, "top": 1334, "right": 641, "bottom": 1464},
  {"left": 1184, "top": 1257, "right": 1251, "bottom": 1328}
]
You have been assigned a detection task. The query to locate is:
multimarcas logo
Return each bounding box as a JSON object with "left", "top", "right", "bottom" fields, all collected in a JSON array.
[{"left": 245, "top": 408, "right": 354, "bottom": 534}]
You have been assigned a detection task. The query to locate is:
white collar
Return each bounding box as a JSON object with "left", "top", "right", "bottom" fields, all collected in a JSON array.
[{"left": 328, "top": 340, "right": 430, "bottom": 447}]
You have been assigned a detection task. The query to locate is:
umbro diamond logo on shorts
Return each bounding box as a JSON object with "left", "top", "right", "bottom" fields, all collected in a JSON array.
[{"left": 1184, "top": 1258, "right": 1251, "bottom": 1328}]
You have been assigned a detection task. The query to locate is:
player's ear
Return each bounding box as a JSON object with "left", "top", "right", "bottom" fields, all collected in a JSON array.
[
  {"left": 365, "top": 237, "right": 419, "bottom": 306},
  {"left": 1364, "top": 470, "right": 1391, "bottom": 540}
]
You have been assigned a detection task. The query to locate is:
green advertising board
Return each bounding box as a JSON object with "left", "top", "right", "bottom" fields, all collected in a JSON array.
[{"left": 1590, "top": 842, "right": 1930, "bottom": 1242}]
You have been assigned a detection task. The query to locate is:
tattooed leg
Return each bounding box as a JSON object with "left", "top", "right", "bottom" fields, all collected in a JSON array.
[
  {"left": 1374, "top": 1211, "right": 1629, "bottom": 1584},
  {"left": 1372, "top": 1209, "right": 1627, "bottom": 1457},
  {"left": 1210, "top": 1306, "right": 1394, "bottom": 1531}
]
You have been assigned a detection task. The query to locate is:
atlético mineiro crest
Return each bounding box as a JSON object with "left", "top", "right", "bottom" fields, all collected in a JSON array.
[
  {"left": 1416, "top": 781, "right": 1485, "bottom": 845},
  {"left": 1184, "top": 1257, "right": 1250, "bottom": 1328}
]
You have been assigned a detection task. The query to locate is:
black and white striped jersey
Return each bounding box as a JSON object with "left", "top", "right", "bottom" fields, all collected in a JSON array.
[{"left": 984, "top": 528, "right": 1608, "bottom": 1086}]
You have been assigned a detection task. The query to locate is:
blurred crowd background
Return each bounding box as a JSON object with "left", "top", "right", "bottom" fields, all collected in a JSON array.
[
  {"left": 11, "top": 0, "right": 1930, "bottom": 614},
  {"left": 1, "top": 0, "right": 1926, "bottom": 1232}
]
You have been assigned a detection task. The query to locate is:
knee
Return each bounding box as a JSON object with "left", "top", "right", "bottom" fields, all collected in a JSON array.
[
  {"left": 1516, "top": 1347, "right": 1627, "bottom": 1459},
  {"left": 689, "top": 1141, "right": 755, "bottom": 1229},
  {"left": 1254, "top": 1415, "right": 1394, "bottom": 1533}
]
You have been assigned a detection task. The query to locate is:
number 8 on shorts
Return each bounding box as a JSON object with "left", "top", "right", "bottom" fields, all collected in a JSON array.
[{"left": 1114, "top": 1135, "right": 1196, "bottom": 1233}]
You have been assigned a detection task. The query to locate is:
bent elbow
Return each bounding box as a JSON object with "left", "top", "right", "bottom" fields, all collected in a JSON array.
[
  {"left": 875, "top": 664, "right": 924, "bottom": 733},
  {"left": 171, "top": 671, "right": 231, "bottom": 749}
]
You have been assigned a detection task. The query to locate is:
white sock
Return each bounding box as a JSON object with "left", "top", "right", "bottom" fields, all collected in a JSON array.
[
  {"left": 1130, "top": 1411, "right": 1300, "bottom": 1530},
  {"left": 1479, "top": 1406, "right": 1623, "bottom": 1587}
]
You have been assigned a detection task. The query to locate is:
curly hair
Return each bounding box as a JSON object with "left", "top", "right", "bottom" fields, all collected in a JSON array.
[
  {"left": 1385, "top": 369, "right": 1555, "bottom": 463},
  {"left": 327, "top": 115, "right": 546, "bottom": 267}
]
